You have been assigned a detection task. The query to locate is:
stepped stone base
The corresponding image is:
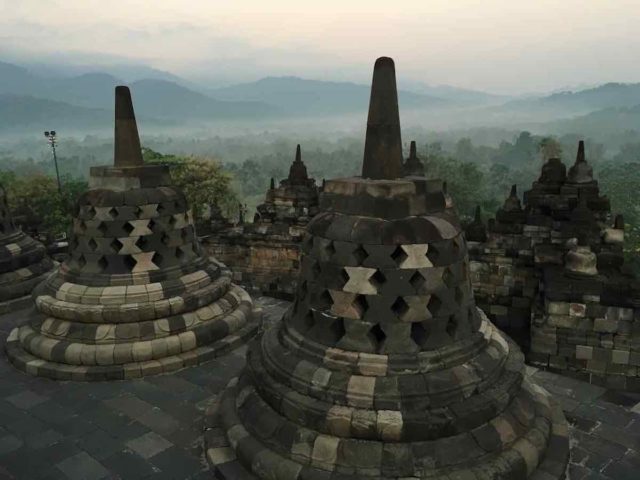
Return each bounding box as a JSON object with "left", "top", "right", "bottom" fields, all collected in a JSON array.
[
  {"left": 5, "top": 304, "right": 261, "bottom": 381},
  {"left": 204, "top": 380, "right": 569, "bottom": 480},
  {"left": 204, "top": 322, "right": 570, "bottom": 480}
]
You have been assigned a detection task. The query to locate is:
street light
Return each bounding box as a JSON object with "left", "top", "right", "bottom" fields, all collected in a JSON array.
[{"left": 44, "top": 130, "right": 62, "bottom": 193}]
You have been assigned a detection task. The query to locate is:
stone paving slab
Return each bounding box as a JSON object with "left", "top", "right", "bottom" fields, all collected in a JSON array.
[{"left": 0, "top": 297, "right": 638, "bottom": 479}]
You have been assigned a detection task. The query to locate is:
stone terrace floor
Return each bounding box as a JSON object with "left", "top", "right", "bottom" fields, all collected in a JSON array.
[{"left": 0, "top": 297, "right": 639, "bottom": 480}]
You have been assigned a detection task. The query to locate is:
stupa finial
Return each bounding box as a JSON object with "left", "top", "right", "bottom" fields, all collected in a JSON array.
[
  {"left": 361, "top": 57, "right": 404, "bottom": 180},
  {"left": 114, "top": 86, "right": 143, "bottom": 167},
  {"left": 576, "top": 140, "right": 585, "bottom": 164}
]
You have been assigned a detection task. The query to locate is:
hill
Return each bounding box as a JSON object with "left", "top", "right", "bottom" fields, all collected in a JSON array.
[
  {"left": 0, "top": 95, "right": 110, "bottom": 132},
  {"left": 549, "top": 104, "right": 640, "bottom": 136},
  {"left": 502, "top": 82, "right": 640, "bottom": 116},
  {"left": 208, "top": 76, "right": 448, "bottom": 115},
  {"left": 0, "top": 61, "right": 279, "bottom": 122}
]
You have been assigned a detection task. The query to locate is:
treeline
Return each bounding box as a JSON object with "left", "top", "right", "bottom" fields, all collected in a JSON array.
[{"left": 0, "top": 131, "right": 638, "bottom": 272}]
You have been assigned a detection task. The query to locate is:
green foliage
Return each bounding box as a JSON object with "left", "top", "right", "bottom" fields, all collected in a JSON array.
[
  {"left": 0, "top": 171, "right": 87, "bottom": 239},
  {"left": 142, "top": 147, "right": 237, "bottom": 219},
  {"left": 597, "top": 161, "right": 640, "bottom": 271}
]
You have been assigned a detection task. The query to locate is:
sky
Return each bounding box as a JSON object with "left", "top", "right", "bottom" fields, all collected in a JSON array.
[{"left": 1, "top": 0, "right": 639, "bottom": 94}]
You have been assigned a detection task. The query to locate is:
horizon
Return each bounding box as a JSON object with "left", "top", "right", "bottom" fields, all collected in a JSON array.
[{"left": 1, "top": 0, "right": 639, "bottom": 95}]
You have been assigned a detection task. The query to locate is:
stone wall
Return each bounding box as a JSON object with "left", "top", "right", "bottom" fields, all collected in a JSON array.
[
  {"left": 202, "top": 225, "right": 303, "bottom": 299},
  {"left": 529, "top": 266, "right": 640, "bottom": 391}
]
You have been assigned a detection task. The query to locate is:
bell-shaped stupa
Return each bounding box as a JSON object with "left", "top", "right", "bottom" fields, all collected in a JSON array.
[
  {"left": 205, "top": 58, "right": 569, "bottom": 479},
  {"left": 0, "top": 186, "right": 54, "bottom": 313},
  {"left": 5, "top": 87, "right": 260, "bottom": 380}
]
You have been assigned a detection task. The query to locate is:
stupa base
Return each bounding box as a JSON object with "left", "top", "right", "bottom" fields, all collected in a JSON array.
[
  {"left": 204, "top": 374, "right": 569, "bottom": 480},
  {"left": 0, "top": 294, "right": 36, "bottom": 316},
  {"left": 5, "top": 309, "right": 261, "bottom": 381}
]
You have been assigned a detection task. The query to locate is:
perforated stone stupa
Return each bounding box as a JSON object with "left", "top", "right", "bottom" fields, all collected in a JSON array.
[
  {"left": 205, "top": 57, "right": 569, "bottom": 479},
  {"left": 0, "top": 186, "right": 54, "bottom": 314},
  {"left": 5, "top": 86, "right": 260, "bottom": 381}
]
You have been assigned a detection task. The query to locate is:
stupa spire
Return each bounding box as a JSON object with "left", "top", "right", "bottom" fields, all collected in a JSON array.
[
  {"left": 114, "top": 86, "right": 143, "bottom": 167},
  {"left": 362, "top": 57, "right": 403, "bottom": 179},
  {"left": 409, "top": 140, "right": 417, "bottom": 159},
  {"left": 576, "top": 140, "right": 586, "bottom": 164}
]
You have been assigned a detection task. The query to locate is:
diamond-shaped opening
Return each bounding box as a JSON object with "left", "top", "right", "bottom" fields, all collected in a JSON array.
[
  {"left": 151, "top": 252, "right": 163, "bottom": 268},
  {"left": 319, "top": 289, "right": 333, "bottom": 309},
  {"left": 97, "top": 256, "right": 108, "bottom": 272},
  {"left": 371, "top": 270, "right": 386, "bottom": 291},
  {"left": 442, "top": 267, "right": 455, "bottom": 288},
  {"left": 391, "top": 246, "right": 407, "bottom": 266},
  {"left": 427, "top": 295, "right": 443, "bottom": 315},
  {"left": 329, "top": 318, "right": 346, "bottom": 342},
  {"left": 123, "top": 222, "right": 134, "bottom": 235},
  {"left": 88, "top": 238, "right": 98, "bottom": 252},
  {"left": 77, "top": 254, "right": 87, "bottom": 268},
  {"left": 136, "top": 236, "right": 149, "bottom": 250},
  {"left": 411, "top": 322, "right": 428, "bottom": 347},
  {"left": 409, "top": 271, "right": 426, "bottom": 291},
  {"left": 87, "top": 206, "right": 97, "bottom": 219},
  {"left": 353, "top": 295, "right": 369, "bottom": 317},
  {"left": 324, "top": 241, "right": 336, "bottom": 257},
  {"left": 340, "top": 268, "right": 350, "bottom": 288},
  {"left": 98, "top": 222, "right": 109, "bottom": 236},
  {"left": 77, "top": 220, "right": 87, "bottom": 233},
  {"left": 353, "top": 245, "right": 368, "bottom": 264},
  {"left": 157, "top": 203, "right": 165, "bottom": 215},
  {"left": 369, "top": 323, "right": 386, "bottom": 346},
  {"left": 110, "top": 238, "right": 123, "bottom": 253},
  {"left": 391, "top": 296, "right": 409, "bottom": 318},
  {"left": 108, "top": 207, "right": 118, "bottom": 219},
  {"left": 427, "top": 244, "right": 439, "bottom": 264},
  {"left": 124, "top": 254, "right": 137, "bottom": 271},
  {"left": 161, "top": 232, "right": 171, "bottom": 246},
  {"left": 169, "top": 215, "right": 177, "bottom": 227},
  {"left": 446, "top": 316, "right": 458, "bottom": 338}
]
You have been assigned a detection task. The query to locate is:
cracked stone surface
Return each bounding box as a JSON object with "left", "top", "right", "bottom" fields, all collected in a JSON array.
[{"left": 0, "top": 298, "right": 639, "bottom": 479}]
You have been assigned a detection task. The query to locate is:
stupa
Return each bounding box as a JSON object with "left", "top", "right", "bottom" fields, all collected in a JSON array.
[
  {"left": 467, "top": 143, "right": 640, "bottom": 390},
  {"left": 5, "top": 86, "right": 260, "bottom": 381},
  {"left": 203, "top": 145, "right": 320, "bottom": 298},
  {"left": 0, "top": 186, "right": 54, "bottom": 313},
  {"left": 403, "top": 140, "right": 425, "bottom": 176},
  {"left": 205, "top": 57, "right": 569, "bottom": 479}
]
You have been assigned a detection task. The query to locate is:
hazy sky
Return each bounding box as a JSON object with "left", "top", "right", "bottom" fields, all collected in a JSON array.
[{"left": 1, "top": 0, "right": 639, "bottom": 93}]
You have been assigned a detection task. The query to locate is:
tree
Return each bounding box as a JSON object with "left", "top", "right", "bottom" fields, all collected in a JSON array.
[
  {"left": 142, "top": 147, "right": 237, "bottom": 220},
  {"left": 0, "top": 172, "right": 87, "bottom": 240}
]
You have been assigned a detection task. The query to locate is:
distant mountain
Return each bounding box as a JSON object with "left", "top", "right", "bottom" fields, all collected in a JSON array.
[
  {"left": 0, "top": 95, "right": 110, "bottom": 132},
  {"left": 0, "top": 60, "right": 279, "bottom": 124},
  {"left": 399, "top": 81, "right": 510, "bottom": 105},
  {"left": 129, "top": 79, "right": 278, "bottom": 119},
  {"left": 208, "top": 76, "right": 448, "bottom": 115},
  {"left": 502, "top": 83, "right": 640, "bottom": 116},
  {"left": 550, "top": 104, "right": 640, "bottom": 136}
]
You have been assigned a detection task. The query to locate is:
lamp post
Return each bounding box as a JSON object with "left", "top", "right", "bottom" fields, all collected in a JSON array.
[{"left": 44, "top": 130, "right": 61, "bottom": 193}]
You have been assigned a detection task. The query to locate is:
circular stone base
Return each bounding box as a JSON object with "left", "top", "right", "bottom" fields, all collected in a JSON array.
[
  {"left": 204, "top": 376, "right": 569, "bottom": 480},
  {"left": 0, "top": 294, "right": 35, "bottom": 316},
  {"left": 5, "top": 309, "right": 261, "bottom": 382}
]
